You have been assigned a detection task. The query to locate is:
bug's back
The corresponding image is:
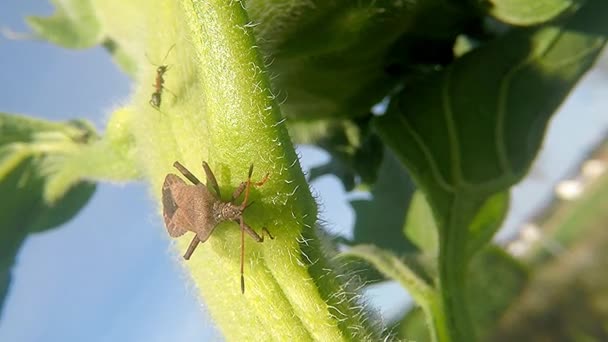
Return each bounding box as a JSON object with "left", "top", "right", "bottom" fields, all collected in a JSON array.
[{"left": 162, "top": 174, "right": 219, "bottom": 240}]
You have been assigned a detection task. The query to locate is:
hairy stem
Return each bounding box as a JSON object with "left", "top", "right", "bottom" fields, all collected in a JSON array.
[{"left": 120, "top": 0, "right": 384, "bottom": 340}]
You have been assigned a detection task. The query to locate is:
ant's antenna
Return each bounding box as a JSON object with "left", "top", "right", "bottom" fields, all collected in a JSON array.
[
  {"left": 161, "top": 44, "right": 176, "bottom": 64},
  {"left": 146, "top": 44, "right": 176, "bottom": 67}
]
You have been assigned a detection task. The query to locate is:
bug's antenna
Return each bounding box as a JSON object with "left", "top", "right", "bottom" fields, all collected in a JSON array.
[
  {"left": 239, "top": 165, "right": 254, "bottom": 294},
  {"left": 241, "top": 164, "right": 269, "bottom": 210},
  {"left": 241, "top": 164, "right": 254, "bottom": 209},
  {"left": 240, "top": 216, "right": 246, "bottom": 294}
]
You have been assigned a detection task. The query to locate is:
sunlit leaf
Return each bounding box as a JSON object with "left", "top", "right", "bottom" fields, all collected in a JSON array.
[
  {"left": 480, "top": 0, "right": 580, "bottom": 26},
  {"left": 0, "top": 113, "right": 99, "bottom": 317},
  {"left": 376, "top": 0, "right": 608, "bottom": 254},
  {"left": 27, "top": 0, "right": 103, "bottom": 48},
  {"left": 403, "top": 191, "right": 439, "bottom": 256}
]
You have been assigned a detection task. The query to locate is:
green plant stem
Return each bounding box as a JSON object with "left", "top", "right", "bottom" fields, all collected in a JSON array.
[
  {"left": 437, "top": 195, "right": 477, "bottom": 342},
  {"left": 145, "top": 1, "right": 380, "bottom": 340},
  {"left": 425, "top": 292, "right": 449, "bottom": 342}
]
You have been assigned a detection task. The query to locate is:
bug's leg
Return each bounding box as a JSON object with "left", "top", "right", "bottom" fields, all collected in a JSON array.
[
  {"left": 173, "top": 161, "right": 201, "bottom": 185},
  {"left": 237, "top": 219, "right": 274, "bottom": 294},
  {"left": 240, "top": 222, "right": 274, "bottom": 242},
  {"left": 183, "top": 234, "right": 200, "bottom": 260},
  {"left": 231, "top": 182, "right": 247, "bottom": 202},
  {"left": 202, "top": 161, "right": 221, "bottom": 198},
  {"left": 240, "top": 217, "right": 246, "bottom": 294},
  {"left": 261, "top": 227, "right": 274, "bottom": 240}
]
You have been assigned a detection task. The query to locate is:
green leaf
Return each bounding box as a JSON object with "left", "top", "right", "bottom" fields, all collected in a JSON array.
[
  {"left": 41, "top": 108, "right": 141, "bottom": 203},
  {"left": 375, "top": 1, "right": 608, "bottom": 339},
  {"left": 403, "top": 191, "right": 438, "bottom": 255},
  {"left": 393, "top": 307, "right": 430, "bottom": 342},
  {"left": 394, "top": 246, "right": 528, "bottom": 340},
  {"left": 0, "top": 113, "right": 100, "bottom": 317},
  {"left": 377, "top": 18, "right": 608, "bottom": 224},
  {"left": 102, "top": 39, "right": 138, "bottom": 77},
  {"left": 467, "top": 191, "right": 510, "bottom": 259},
  {"left": 341, "top": 245, "right": 434, "bottom": 307},
  {"left": 290, "top": 117, "right": 383, "bottom": 191},
  {"left": 27, "top": 0, "right": 143, "bottom": 75},
  {"left": 338, "top": 255, "right": 387, "bottom": 285},
  {"left": 27, "top": 0, "right": 103, "bottom": 48},
  {"left": 247, "top": 0, "right": 472, "bottom": 120},
  {"left": 351, "top": 148, "right": 417, "bottom": 254},
  {"left": 467, "top": 246, "right": 528, "bottom": 339},
  {"left": 480, "top": 0, "right": 581, "bottom": 26},
  {"left": 0, "top": 155, "right": 96, "bottom": 234},
  {"left": 342, "top": 244, "right": 445, "bottom": 341}
]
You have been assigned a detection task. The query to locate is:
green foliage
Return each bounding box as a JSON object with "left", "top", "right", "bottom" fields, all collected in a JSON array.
[
  {"left": 373, "top": 2, "right": 607, "bottom": 338},
  {"left": 392, "top": 246, "right": 528, "bottom": 341},
  {"left": 467, "top": 246, "right": 528, "bottom": 339},
  {"left": 351, "top": 149, "right": 417, "bottom": 254},
  {"left": 27, "top": 0, "right": 102, "bottom": 48},
  {"left": 3, "top": 0, "right": 607, "bottom": 340},
  {"left": 249, "top": 0, "right": 471, "bottom": 120},
  {"left": 404, "top": 191, "right": 439, "bottom": 256},
  {"left": 0, "top": 113, "right": 97, "bottom": 316},
  {"left": 294, "top": 117, "right": 384, "bottom": 191},
  {"left": 479, "top": 0, "right": 580, "bottom": 26}
]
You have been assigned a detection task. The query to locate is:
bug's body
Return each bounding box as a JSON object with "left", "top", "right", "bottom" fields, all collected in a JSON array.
[
  {"left": 161, "top": 161, "right": 272, "bottom": 293},
  {"left": 162, "top": 174, "right": 243, "bottom": 242}
]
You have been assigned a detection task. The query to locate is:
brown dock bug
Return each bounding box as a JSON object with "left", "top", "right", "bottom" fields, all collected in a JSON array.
[{"left": 162, "top": 161, "right": 273, "bottom": 293}]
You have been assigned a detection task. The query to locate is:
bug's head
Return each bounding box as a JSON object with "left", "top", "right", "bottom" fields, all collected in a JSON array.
[{"left": 221, "top": 202, "right": 245, "bottom": 221}]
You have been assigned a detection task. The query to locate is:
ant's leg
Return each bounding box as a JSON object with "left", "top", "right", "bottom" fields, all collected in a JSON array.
[
  {"left": 173, "top": 161, "right": 201, "bottom": 185},
  {"left": 183, "top": 234, "right": 200, "bottom": 260},
  {"left": 202, "top": 161, "right": 221, "bottom": 198},
  {"left": 163, "top": 86, "right": 177, "bottom": 99}
]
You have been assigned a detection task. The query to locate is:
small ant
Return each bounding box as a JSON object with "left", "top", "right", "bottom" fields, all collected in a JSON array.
[{"left": 148, "top": 44, "right": 175, "bottom": 109}]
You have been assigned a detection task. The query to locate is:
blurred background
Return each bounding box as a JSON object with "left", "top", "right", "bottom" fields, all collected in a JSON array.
[{"left": 1, "top": 2, "right": 607, "bottom": 341}]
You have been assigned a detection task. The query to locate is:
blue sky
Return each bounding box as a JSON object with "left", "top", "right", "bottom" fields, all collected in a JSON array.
[
  {"left": 0, "top": 2, "right": 607, "bottom": 342},
  {"left": 0, "top": 2, "right": 220, "bottom": 341}
]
